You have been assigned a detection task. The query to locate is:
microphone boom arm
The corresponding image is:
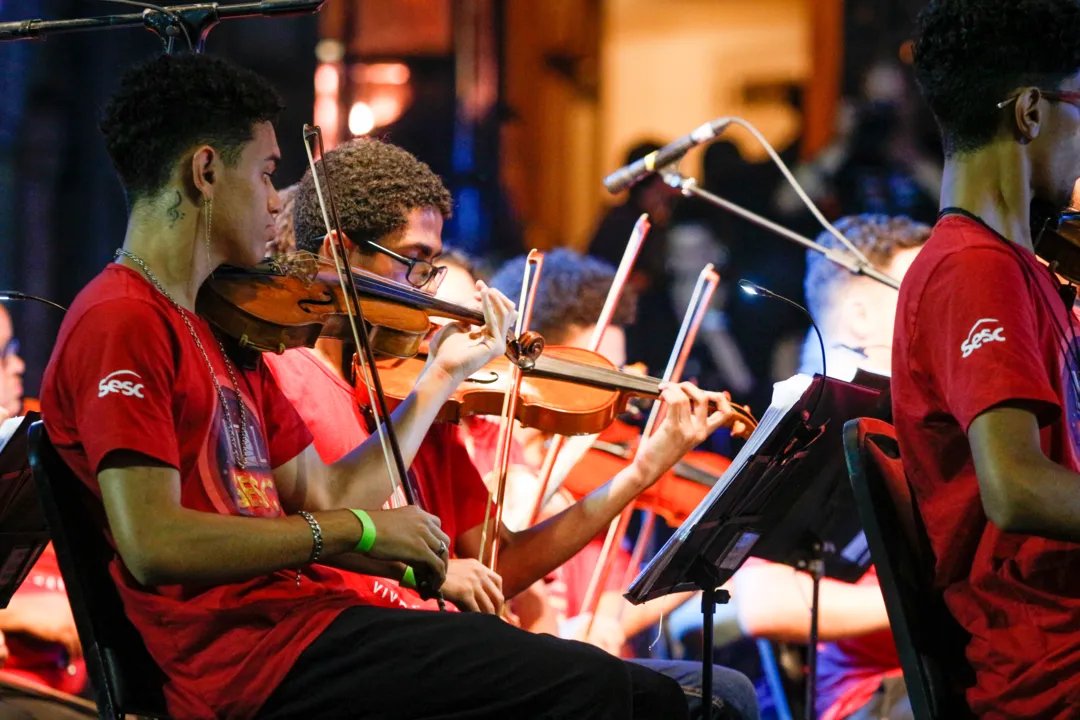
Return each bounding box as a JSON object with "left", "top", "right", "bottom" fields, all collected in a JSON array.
[
  {"left": 660, "top": 170, "right": 901, "bottom": 291},
  {"left": 0, "top": 0, "right": 324, "bottom": 51}
]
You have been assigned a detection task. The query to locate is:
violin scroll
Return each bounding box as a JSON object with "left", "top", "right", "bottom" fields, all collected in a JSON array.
[
  {"left": 508, "top": 330, "right": 545, "bottom": 370},
  {"left": 1032, "top": 201, "right": 1080, "bottom": 285}
]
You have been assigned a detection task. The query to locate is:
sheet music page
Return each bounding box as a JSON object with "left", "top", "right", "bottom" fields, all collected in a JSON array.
[
  {"left": 0, "top": 415, "right": 25, "bottom": 459},
  {"left": 635, "top": 374, "right": 815, "bottom": 589}
]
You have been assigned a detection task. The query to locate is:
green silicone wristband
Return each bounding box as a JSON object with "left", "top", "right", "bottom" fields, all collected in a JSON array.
[
  {"left": 348, "top": 509, "right": 377, "bottom": 553},
  {"left": 401, "top": 566, "right": 416, "bottom": 589}
]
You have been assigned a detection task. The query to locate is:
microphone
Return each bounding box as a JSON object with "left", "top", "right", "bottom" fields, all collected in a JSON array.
[
  {"left": 603, "top": 117, "right": 733, "bottom": 194},
  {"left": 738, "top": 279, "right": 827, "bottom": 419}
]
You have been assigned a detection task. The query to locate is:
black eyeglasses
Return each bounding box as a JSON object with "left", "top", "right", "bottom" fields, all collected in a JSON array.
[
  {"left": 363, "top": 240, "right": 447, "bottom": 291},
  {"left": 0, "top": 338, "right": 19, "bottom": 363},
  {"left": 996, "top": 88, "right": 1080, "bottom": 110}
]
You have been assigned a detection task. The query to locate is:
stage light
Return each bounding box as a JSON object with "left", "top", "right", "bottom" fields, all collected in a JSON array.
[{"left": 349, "top": 102, "right": 376, "bottom": 136}]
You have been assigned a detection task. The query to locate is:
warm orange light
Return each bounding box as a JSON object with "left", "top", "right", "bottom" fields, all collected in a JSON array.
[
  {"left": 314, "top": 63, "right": 339, "bottom": 95},
  {"left": 369, "top": 93, "right": 405, "bottom": 127},
  {"left": 898, "top": 40, "right": 915, "bottom": 65},
  {"left": 349, "top": 102, "right": 376, "bottom": 136},
  {"left": 314, "top": 97, "right": 339, "bottom": 146},
  {"left": 353, "top": 62, "right": 411, "bottom": 86}
]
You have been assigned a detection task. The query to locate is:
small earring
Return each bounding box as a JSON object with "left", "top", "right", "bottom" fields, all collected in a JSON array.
[{"left": 204, "top": 198, "right": 213, "bottom": 268}]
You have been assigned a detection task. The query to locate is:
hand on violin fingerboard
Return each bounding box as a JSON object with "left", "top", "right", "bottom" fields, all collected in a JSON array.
[
  {"left": 423, "top": 283, "right": 516, "bottom": 386},
  {"left": 632, "top": 382, "right": 739, "bottom": 482}
]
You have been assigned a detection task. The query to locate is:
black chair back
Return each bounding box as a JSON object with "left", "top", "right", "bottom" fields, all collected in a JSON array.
[
  {"left": 28, "top": 421, "right": 170, "bottom": 720},
  {"left": 842, "top": 417, "right": 974, "bottom": 720}
]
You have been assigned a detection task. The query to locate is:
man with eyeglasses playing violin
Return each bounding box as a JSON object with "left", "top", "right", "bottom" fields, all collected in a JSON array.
[
  {"left": 40, "top": 51, "right": 709, "bottom": 720},
  {"left": 270, "top": 137, "right": 754, "bottom": 718},
  {"left": 891, "top": 1, "right": 1080, "bottom": 717}
]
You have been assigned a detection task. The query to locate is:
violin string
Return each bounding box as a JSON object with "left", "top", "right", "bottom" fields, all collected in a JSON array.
[{"left": 530, "top": 355, "right": 757, "bottom": 425}]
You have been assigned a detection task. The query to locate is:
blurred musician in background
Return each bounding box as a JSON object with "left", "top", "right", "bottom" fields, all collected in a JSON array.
[
  {"left": 735, "top": 214, "right": 928, "bottom": 720},
  {"left": 588, "top": 141, "right": 683, "bottom": 381}
]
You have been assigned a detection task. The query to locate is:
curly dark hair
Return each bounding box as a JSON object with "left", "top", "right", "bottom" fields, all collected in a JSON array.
[
  {"left": 913, "top": 0, "right": 1080, "bottom": 156},
  {"left": 100, "top": 53, "right": 284, "bottom": 202},
  {"left": 488, "top": 249, "right": 638, "bottom": 345},
  {"left": 292, "top": 138, "right": 453, "bottom": 253},
  {"left": 805, "top": 214, "right": 930, "bottom": 322}
]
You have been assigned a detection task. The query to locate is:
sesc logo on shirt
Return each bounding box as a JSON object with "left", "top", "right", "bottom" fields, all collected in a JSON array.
[
  {"left": 97, "top": 370, "right": 146, "bottom": 398},
  {"left": 961, "top": 319, "right": 1006, "bottom": 358}
]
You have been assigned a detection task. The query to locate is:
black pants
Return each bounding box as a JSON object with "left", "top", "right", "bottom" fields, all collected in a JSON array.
[{"left": 258, "top": 606, "right": 689, "bottom": 719}]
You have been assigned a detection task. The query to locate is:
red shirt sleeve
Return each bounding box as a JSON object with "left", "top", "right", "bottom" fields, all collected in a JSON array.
[
  {"left": 914, "top": 247, "right": 1061, "bottom": 432},
  {"left": 255, "top": 360, "right": 313, "bottom": 469},
  {"left": 57, "top": 299, "right": 181, "bottom": 474}
]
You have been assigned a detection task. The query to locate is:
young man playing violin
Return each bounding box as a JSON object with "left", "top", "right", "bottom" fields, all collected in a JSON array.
[
  {"left": 41, "top": 52, "right": 696, "bottom": 720},
  {"left": 278, "top": 137, "right": 757, "bottom": 718},
  {"left": 891, "top": 0, "right": 1080, "bottom": 716}
]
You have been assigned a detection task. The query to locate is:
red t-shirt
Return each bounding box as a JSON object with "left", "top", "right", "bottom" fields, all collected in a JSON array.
[
  {"left": 892, "top": 215, "right": 1080, "bottom": 717},
  {"left": 41, "top": 265, "right": 379, "bottom": 719},
  {"left": 0, "top": 545, "right": 88, "bottom": 695},
  {"left": 546, "top": 529, "right": 633, "bottom": 623},
  {"left": 265, "top": 347, "right": 491, "bottom": 558}
]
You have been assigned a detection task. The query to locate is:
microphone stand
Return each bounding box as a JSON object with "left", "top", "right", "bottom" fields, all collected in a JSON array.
[
  {"left": 0, "top": 0, "right": 324, "bottom": 53},
  {"left": 658, "top": 169, "right": 901, "bottom": 291}
]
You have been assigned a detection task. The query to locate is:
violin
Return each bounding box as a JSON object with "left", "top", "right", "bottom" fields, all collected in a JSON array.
[
  {"left": 1032, "top": 201, "right": 1080, "bottom": 285},
  {"left": 374, "top": 348, "right": 758, "bottom": 438},
  {"left": 559, "top": 419, "right": 731, "bottom": 527},
  {"left": 196, "top": 253, "right": 541, "bottom": 358}
]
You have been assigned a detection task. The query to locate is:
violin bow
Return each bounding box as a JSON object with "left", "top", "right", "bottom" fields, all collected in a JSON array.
[
  {"left": 579, "top": 264, "right": 721, "bottom": 641},
  {"left": 301, "top": 125, "right": 443, "bottom": 606},
  {"left": 526, "top": 214, "right": 651, "bottom": 527},
  {"left": 478, "top": 249, "right": 545, "bottom": 571}
]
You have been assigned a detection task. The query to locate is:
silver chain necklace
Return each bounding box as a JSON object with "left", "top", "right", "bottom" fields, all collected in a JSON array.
[{"left": 115, "top": 249, "right": 249, "bottom": 469}]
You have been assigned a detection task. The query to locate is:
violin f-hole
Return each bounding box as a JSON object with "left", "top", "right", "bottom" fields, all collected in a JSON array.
[
  {"left": 465, "top": 370, "right": 501, "bottom": 385},
  {"left": 297, "top": 289, "right": 338, "bottom": 314}
]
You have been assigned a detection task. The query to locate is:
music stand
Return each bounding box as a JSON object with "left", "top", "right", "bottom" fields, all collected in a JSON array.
[
  {"left": 0, "top": 412, "right": 49, "bottom": 608},
  {"left": 626, "top": 375, "right": 887, "bottom": 720}
]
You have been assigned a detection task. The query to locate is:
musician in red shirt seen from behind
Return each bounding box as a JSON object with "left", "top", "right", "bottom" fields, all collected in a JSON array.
[{"left": 893, "top": 1, "right": 1080, "bottom": 716}]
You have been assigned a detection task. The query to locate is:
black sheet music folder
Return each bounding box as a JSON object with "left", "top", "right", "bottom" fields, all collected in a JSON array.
[
  {"left": 626, "top": 374, "right": 887, "bottom": 604},
  {"left": 0, "top": 412, "right": 49, "bottom": 608}
]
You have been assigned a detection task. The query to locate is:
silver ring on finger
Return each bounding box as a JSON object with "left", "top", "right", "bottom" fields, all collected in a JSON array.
[{"left": 437, "top": 540, "right": 448, "bottom": 556}]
